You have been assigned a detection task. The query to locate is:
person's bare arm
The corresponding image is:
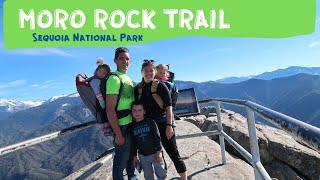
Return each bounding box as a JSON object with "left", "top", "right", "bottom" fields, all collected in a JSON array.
[
  {"left": 165, "top": 106, "right": 174, "bottom": 139},
  {"left": 156, "top": 82, "right": 174, "bottom": 139},
  {"left": 166, "top": 106, "right": 173, "bottom": 125},
  {"left": 106, "top": 95, "right": 122, "bottom": 138}
]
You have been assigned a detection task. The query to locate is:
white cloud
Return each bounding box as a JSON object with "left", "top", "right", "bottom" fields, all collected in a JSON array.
[
  {"left": 0, "top": 80, "right": 27, "bottom": 90},
  {"left": 0, "top": 41, "right": 74, "bottom": 58},
  {"left": 30, "top": 80, "right": 60, "bottom": 89},
  {"left": 8, "top": 48, "right": 74, "bottom": 57},
  {"left": 30, "top": 84, "right": 40, "bottom": 88},
  {"left": 10, "top": 80, "right": 26, "bottom": 86},
  {"left": 308, "top": 40, "right": 320, "bottom": 48}
]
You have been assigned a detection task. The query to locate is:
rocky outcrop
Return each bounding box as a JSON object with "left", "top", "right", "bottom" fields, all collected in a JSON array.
[
  {"left": 184, "top": 107, "right": 320, "bottom": 180},
  {"left": 64, "top": 108, "right": 319, "bottom": 180},
  {"left": 65, "top": 121, "right": 254, "bottom": 180}
]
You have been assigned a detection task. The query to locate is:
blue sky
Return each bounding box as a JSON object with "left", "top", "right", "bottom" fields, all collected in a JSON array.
[{"left": 0, "top": 1, "right": 320, "bottom": 100}]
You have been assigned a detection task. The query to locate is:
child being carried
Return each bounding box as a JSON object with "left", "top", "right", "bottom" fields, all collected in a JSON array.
[
  {"left": 88, "top": 58, "right": 110, "bottom": 109},
  {"left": 155, "top": 64, "right": 179, "bottom": 123},
  {"left": 87, "top": 58, "right": 113, "bottom": 136}
]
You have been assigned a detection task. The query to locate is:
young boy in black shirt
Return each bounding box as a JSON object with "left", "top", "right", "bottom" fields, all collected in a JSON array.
[{"left": 131, "top": 101, "right": 167, "bottom": 180}]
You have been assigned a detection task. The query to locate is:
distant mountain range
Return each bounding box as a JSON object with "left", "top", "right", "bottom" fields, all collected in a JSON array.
[
  {"left": 0, "top": 94, "right": 112, "bottom": 179},
  {"left": 0, "top": 99, "right": 44, "bottom": 112},
  {"left": 216, "top": 66, "right": 320, "bottom": 83},
  {"left": 0, "top": 94, "right": 82, "bottom": 122},
  {"left": 0, "top": 99, "right": 44, "bottom": 121},
  {"left": 0, "top": 66, "right": 320, "bottom": 179},
  {"left": 176, "top": 73, "right": 320, "bottom": 127}
]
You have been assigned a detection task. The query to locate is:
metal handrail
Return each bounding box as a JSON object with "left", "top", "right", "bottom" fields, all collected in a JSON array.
[
  {"left": 200, "top": 99, "right": 271, "bottom": 180},
  {"left": 71, "top": 148, "right": 114, "bottom": 180},
  {"left": 200, "top": 98, "right": 320, "bottom": 180},
  {"left": 204, "top": 98, "right": 320, "bottom": 151},
  {"left": 1, "top": 98, "right": 319, "bottom": 180},
  {"left": 68, "top": 97, "right": 277, "bottom": 180},
  {"left": 0, "top": 120, "right": 97, "bottom": 156},
  {"left": 200, "top": 100, "right": 270, "bottom": 179},
  {"left": 246, "top": 100, "right": 320, "bottom": 151}
]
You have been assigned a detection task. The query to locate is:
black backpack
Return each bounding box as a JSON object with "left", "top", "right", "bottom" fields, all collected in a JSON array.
[{"left": 76, "top": 72, "right": 131, "bottom": 124}]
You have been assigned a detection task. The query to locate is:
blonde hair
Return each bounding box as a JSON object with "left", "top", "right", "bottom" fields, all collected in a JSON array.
[
  {"left": 96, "top": 57, "right": 104, "bottom": 66},
  {"left": 156, "top": 64, "right": 170, "bottom": 71},
  {"left": 156, "top": 64, "right": 170, "bottom": 80}
]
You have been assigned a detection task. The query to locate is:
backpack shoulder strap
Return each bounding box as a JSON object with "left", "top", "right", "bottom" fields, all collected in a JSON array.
[
  {"left": 106, "top": 72, "right": 123, "bottom": 110},
  {"left": 137, "top": 82, "right": 143, "bottom": 100},
  {"left": 151, "top": 80, "right": 164, "bottom": 109},
  {"left": 112, "top": 73, "right": 123, "bottom": 109}
]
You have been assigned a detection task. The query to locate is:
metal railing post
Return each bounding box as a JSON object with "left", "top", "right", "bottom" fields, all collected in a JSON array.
[
  {"left": 215, "top": 101, "right": 227, "bottom": 165},
  {"left": 245, "top": 107, "right": 262, "bottom": 180}
]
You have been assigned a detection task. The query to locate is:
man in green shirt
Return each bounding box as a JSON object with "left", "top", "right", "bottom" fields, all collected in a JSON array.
[{"left": 105, "top": 47, "right": 136, "bottom": 180}]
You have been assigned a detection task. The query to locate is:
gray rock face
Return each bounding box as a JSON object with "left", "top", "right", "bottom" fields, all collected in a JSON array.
[
  {"left": 265, "top": 161, "right": 303, "bottom": 180},
  {"left": 184, "top": 108, "right": 320, "bottom": 180},
  {"left": 65, "top": 121, "right": 254, "bottom": 180}
]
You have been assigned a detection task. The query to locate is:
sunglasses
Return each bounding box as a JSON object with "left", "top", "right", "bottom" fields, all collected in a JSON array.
[{"left": 143, "top": 59, "right": 155, "bottom": 63}]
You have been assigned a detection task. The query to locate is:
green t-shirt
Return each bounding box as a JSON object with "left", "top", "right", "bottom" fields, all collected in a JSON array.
[{"left": 106, "top": 70, "right": 134, "bottom": 126}]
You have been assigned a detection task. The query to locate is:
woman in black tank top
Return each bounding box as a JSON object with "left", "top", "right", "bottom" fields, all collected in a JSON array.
[{"left": 134, "top": 60, "right": 187, "bottom": 179}]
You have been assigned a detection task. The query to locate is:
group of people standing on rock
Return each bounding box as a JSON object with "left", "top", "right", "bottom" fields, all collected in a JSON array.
[{"left": 86, "top": 47, "right": 187, "bottom": 180}]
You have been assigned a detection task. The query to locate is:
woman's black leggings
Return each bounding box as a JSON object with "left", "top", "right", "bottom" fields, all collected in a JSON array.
[{"left": 157, "top": 122, "right": 187, "bottom": 174}]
